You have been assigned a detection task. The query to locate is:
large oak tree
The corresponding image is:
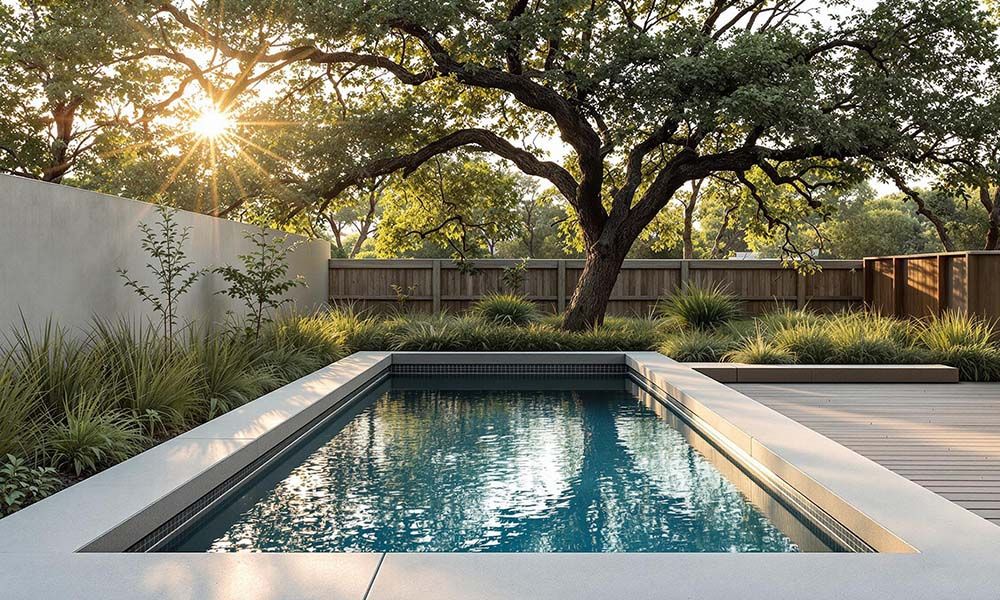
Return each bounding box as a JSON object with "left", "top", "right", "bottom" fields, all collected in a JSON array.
[{"left": 10, "top": 0, "right": 1000, "bottom": 329}]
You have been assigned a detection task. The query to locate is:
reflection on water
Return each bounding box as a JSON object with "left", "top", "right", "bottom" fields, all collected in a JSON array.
[{"left": 172, "top": 378, "right": 803, "bottom": 552}]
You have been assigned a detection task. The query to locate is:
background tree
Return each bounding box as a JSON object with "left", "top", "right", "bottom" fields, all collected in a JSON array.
[{"left": 5, "top": 0, "right": 998, "bottom": 328}]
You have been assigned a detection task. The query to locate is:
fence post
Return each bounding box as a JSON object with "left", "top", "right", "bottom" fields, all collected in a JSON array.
[
  {"left": 557, "top": 260, "right": 566, "bottom": 313},
  {"left": 796, "top": 271, "right": 807, "bottom": 309},
  {"left": 862, "top": 258, "right": 874, "bottom": 307},
  {"left": 680, "top": 260, "right": 690, "bottom": 288},
  {"left": 892, "top": 257, "right": 906, "bottom": 318},
  {"left": 432, "top": 260, "right": 441, "bottom": 315},
  {"left": 936, "top": 255, "right": 948, "bottom": 315}
]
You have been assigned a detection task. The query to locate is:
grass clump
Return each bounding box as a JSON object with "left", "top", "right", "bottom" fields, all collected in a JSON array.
[
  {"left": 48, "top": 396, "right": 148, "bottom": 476},
  {"left": 825, "top": 312, "right": 913, "bottom": 364},
  {"left": 658, "top": 330, "right": 736, "bottom": 362},
  {"left": 772, "top": 323, "right": 836, "bottom": 364},
  {"left": 917, "top": 312, "right": 1000, "bottom": 381},
  {"left": 471, "top": 293, "right": 539, "bottom": 326},
  {"left": 656, "top": 283, "right": 740, "bottom": 330},
  {"left": 727, "top": 332, "right": 795, "bottom": 364}
]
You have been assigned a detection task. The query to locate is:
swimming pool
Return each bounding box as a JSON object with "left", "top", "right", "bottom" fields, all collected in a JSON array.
[{"left": 164, "top": 374, "right": 847, "bottom": 553}]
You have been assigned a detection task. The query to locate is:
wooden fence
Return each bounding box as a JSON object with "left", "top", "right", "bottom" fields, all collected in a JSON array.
[
  {"left": 328, "top": 259, "right": 864, "bottom": 316},
  {"left": 864, "top": 251, "right": 1000, "bottom": 319}
]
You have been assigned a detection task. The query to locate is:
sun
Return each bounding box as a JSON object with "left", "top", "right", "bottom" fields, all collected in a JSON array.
[{"left": 190, "top": 108, "right": 234, "bottom": 138}]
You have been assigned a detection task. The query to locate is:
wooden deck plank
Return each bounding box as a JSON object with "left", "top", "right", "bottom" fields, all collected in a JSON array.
[{"left": 733, "top": 382, "right": 1000, "bottom": 527}]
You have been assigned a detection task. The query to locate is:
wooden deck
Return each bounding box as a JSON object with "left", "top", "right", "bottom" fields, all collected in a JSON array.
[{"left": 732, "top": 382, "right": 1000, "bottom": 526}]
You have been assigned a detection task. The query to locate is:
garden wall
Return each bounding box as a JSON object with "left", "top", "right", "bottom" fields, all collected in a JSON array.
[
  {"left": 329, "top": 258, "right": 864, "bottom": 316},
  {"left": 864, "top": 251, "right": 1000, "bottom": 319},
  {"left": 0, "top": 175, "right": 330, "bottom": 333}
]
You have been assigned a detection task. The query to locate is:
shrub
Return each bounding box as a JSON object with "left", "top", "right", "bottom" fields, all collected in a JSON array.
[
  {"left": 0, "top": 454, "right": 59, "bottom": 516},
  {"left": 656, "top": 283, "right": 740, "bottom": 330},
  {"left": 918, "top": 312, "right": 1000, "bottom": 381},
  {"left": 824, "top": 312, "right": 912, "bottom": 364},
  {"left": 755, "top": 307, "right": 818, "bottom": 333},
  {"left": 189, "top": 330, "right": 278, "bottom": 418},
  {"left": 89, "top": 318, "right": 200, "bottom": 432},
  {"left": 48, "top": 396, "right": 148, "bottom": 476},
  {"left": 727, "top": 333, "right": 795, "bottom": 364},
  {"left": 658, "top": 330, "right": 736, "bottom": 362},
  {"left": 918, "top": 311, "right": 996, "bottom": 351},
  {"left": 214, "top": 228, "right": 305, "bottom": 338},
  {"left": 0, "top": 360, "right": 44, "bottom": 459},
  {"left": 772, "top": 323, "right": 836, "bottom": 364},
  {"left": 5, "top": 318, "right": 103, "bottom": 419},
  {"left": 323, "top": 305, "right": 392, "bottom": 351},
  {"left": 471, "top": 293, "right": 539, "bottom": 326}
]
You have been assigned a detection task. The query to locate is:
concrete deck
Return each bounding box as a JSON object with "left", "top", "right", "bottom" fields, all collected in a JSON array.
[
  {"left": 4, "top": 354, "right": 1000, "bottom": 599},
  {"left": 734, "top": 382, "right": 1000, "bottom": 526}
]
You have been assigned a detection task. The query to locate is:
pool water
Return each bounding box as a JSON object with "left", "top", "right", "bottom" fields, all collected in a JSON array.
[{"left": 168, "top": 376, "right": 824, "bottom": 552}]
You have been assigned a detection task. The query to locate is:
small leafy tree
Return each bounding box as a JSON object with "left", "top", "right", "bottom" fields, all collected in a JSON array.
[
  {"left": 215, "top": 228, "right": 305, "bottom": 338},
  {"left": 118, "top": 205, "right": 203, "bottom": 342}
]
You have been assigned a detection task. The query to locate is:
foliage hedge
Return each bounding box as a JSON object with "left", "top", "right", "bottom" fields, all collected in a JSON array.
[{"left": 3, "top": 289, "right": 999, "bottom": 517}]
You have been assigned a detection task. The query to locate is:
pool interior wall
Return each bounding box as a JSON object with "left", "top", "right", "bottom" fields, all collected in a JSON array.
[{"left": 157, "top": 371, "right": 866, "bottom": 553}]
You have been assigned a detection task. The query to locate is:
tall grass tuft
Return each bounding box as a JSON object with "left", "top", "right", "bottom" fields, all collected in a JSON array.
[
  {"left": 189, "top": 329, "right": 279, "bottom": 418},
  {"left": 656, "top": 283, "right": 741, "bottom": 330},
  {"left": 727, "top": 332, "right": 795, "bottom": 364},
  {"left": 658, "top": 330, "right": 736, "bottom": 362},
  {"left": 89, "top": 318, "right": 200, "bottom": 432},
  {"left": 825, "top": 311, "right": 913, "bottom": 364},
  {"left": 0, "top": 359, "right": 45, "bottom": 459},
  {"left": 48, "top": 395, "right": 148, "bottom": 476},
  {"left": 772, "top": 323, "right": 836, "bottom": 364},
  {"left": 755, "top": 306, "right": 819, "bottom": 333},
  {"left": 918, "top": 312, "right": 1000, "bottom": 381},
  {"left": 471, "top": 293, "right": 539, "bottom": 326},
  {"left": 5, "top": 318, "right": 103, "bottom": 419}
]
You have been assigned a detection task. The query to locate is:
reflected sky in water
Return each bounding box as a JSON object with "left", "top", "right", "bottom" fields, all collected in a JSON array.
[{"left": 178, "top": 384, "right": 799, "bottom": 552}]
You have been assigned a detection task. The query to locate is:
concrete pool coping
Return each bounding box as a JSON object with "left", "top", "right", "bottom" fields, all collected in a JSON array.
[{"left": 1, "top": 351, "right": 999, "bottom": 599}]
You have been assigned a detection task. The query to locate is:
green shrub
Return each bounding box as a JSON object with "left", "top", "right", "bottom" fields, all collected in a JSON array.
[
  {"left": 928, "top": 346, "right": 1000, "bottom": 382},
  {"left": 918, "top": 311, "right": 996, "bottom": 351},
  {"left": 189, "top": 330, "right": 278, "bottom": 418},
  {"left": 0, "top": 454, "right": 59, "bottom": 516},
  {"left": 658, "top": 330, "right": 736, "bottom": 362},
  {"left": 918, "top": 312, "right": 1000, "bottom": 381},
  {"left": 824, "top": 312, "right": 911, "bottom": 364},
  {"left": 772, "top": 323, "right": 836, "bottom": 364},
  {"left": 656, "top": 283, "right": 740, "bottom": 330},
  {"left": 389, "top": 317, "right": 466, "bottom": 351},
  {"left": 323, "top": 306, "right": 392, "bottom": 351},
  {"left": 755, "top": 306, "right": 818, "bottom": 333},
  {"left": 727, "top": 333, "right": 795, "bottom": 364},
  {"left": 0, "top": 360, "right": 44, "bottom": 459},
  {"left": 471, "top": 293, "right": 539, "bottom": 326},
  {"left": 5, "top": 318, "right": 103, "bottom": 419},
  {"left": 89, "top": 318, "right": 200, "bottom": 432},
  {"left": 48, "top": 396, "right": 148, "bottom": 476}
]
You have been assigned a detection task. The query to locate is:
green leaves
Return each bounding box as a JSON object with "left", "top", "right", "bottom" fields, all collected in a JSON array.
[
  {"left": 214, "top": 228, "right": 305, "bottom": 337},
  {"left": 118, "top": 205, "right": 204, "bottom": 341}
]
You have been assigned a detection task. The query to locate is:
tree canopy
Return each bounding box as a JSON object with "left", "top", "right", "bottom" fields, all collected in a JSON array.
[{"left": 2, "top": 0, "right": 999, "bottom": 327}]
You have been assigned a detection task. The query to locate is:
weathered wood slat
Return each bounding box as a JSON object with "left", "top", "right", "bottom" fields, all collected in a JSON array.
[
  {"left": 734, "top": 382, "right": 1000, "bottom": 527},
  {"left": 329, "top": 259, "right": 864, "bottom": 315}
]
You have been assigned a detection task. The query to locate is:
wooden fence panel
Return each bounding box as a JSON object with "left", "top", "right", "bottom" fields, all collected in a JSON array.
[
  {"left": 329, "top": 259, "right": 864, "bottom": 317},
  {"left": 863, "top": 252, "right": 1000, "bottom": 319}
]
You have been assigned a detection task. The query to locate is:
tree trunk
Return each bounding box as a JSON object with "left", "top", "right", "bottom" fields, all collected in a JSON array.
[
  {"left": 981, "top": 187, "right": 1000, "bottom": 251},
  {"left": 682, "top": 179, "right": 701, "bottom": 259},
  {"left": 561, "top": 241, "right": 629, "bottom": 330},
  {"left": 682, "top": 205, "right": 695, "bottom": 259}
]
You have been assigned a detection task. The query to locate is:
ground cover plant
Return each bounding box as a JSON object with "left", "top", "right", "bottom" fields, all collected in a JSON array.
[{"left": 2, "top": 285, "right": 999, "bottom": 518}]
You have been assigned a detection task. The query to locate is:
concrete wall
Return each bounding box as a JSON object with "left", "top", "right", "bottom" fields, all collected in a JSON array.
[{"left": 0, "top": 175, "right": 330, "bottom": 333}]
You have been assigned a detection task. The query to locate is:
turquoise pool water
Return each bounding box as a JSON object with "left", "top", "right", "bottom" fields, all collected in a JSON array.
[{"left": 168, "top": 376, "right": 825, "bottom": 552}]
